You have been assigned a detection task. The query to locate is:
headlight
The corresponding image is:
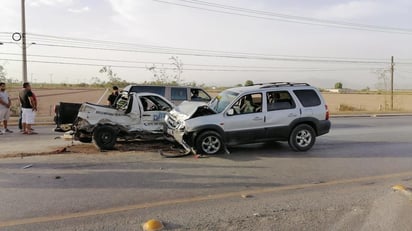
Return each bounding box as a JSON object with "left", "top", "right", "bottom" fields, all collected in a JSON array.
[{"left": 178, "top": 121, "right": 186, "bottom": 131}]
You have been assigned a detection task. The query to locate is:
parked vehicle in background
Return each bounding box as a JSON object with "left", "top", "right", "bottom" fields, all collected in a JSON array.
[
  {"left": 165, "top": 82, "right": 331, "bottom": 154},
  {"left": 121, "top": 85, "right": 211, "bottom": 105},
  {"left": 54, "top": 85, "right": 211, "bottom": 132},
  {"left": 73, "top": 92, "right": 174, "bottom": 150}
]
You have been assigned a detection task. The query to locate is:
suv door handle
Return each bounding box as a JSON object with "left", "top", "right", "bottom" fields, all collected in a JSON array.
[
  {"left": 288, "top": 113, "right": 298, "bottom": 117},
  {"left": 253, "top": 117, "right": 263, "bottom": 121}
]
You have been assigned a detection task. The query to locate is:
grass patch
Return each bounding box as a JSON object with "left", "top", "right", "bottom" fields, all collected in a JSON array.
[{"left": 338, "top": 104, "right": 363, "bottom": 112}]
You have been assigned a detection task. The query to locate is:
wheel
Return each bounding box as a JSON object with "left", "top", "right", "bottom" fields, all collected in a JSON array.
[
  {"left": 78, "top": 137, "right": 92, "bottom": 143},
  {"left": 288, "top": 124, "right": 316, "bottom": 152},
  {"left": 93, "top": 125, "right": 117, "bottom": 150},
  {"left": 195, "top": 131, "right": 223, "bottom": 155}
]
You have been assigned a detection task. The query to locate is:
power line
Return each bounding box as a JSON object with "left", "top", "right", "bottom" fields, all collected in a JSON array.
[
  {"left": 2, "top": 40, "right": 389, "bottom": 64},
  {"left": 0, "top": 32, "right": 398, "bottom": 63},
  {"left": 153, "top": 0, "right": 412, "bottom": 35},
  {"left": 0, "top": 52, "right": 387, "bottom": 70},
  {"left": 396, "top": 62, "right": 412, "bottom": 65},
  {"left": 24, "top": 33, "right": 391, "bottom": 61},
  {"left": 398, "top": 70, "right": 412, "bottom": 74},
  {"left": 0, "top": 58, "right": 384, "bottom": 72}
]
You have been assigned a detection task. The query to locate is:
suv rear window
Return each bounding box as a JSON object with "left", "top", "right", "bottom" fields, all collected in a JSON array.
[
  {"left": 130, "top": 86, "right": 166, "bottom": 96},
  {"left": 171, "top": 87, "right": 188, "bottom": 100},
  {"left": 293, "top": 90, "right": 321, "bottom": 107},
  {"left": 267, "top": 91, "right": 295, "bottom": 111}
]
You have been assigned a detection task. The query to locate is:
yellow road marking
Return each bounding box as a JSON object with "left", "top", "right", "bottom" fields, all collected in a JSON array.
[{"left": 1, "top": 170, "right": 411, "bottom": 228}]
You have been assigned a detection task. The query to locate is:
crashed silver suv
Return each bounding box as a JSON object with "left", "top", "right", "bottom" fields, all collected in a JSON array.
[{"left": 165, "top": 82, "right": 331, "bottom": 154}]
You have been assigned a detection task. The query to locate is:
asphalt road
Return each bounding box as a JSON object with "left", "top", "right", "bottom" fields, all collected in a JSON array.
[{"left": 1, "top": 116, "right": 412, "bottom": 230}]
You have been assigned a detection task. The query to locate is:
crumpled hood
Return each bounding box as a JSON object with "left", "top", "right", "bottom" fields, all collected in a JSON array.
[{"left": 170, "top": 101, "right": 215, "bottom": 120}]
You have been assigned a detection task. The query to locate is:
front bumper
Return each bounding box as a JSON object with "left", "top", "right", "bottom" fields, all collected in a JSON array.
[
  {"left": 165, "top": 113, "right": 195, "bottom": 154},
  {"left": 166, "top": 128, "right": 194, "bottom": 154}
]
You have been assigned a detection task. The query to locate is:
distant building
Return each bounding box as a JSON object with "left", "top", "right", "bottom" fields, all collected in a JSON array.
[{"left": 325, "top": 88, "right": 354, "bottom": 93}]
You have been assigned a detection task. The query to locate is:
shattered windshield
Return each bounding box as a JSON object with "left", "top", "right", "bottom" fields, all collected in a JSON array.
[{"left": 208, "top": 90, "right": 239, "bottom": 113}]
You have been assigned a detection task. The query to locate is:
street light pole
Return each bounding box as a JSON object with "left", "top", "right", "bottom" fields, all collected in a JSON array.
[
  {"left": 390, "top": 56, "right": 394, "bottom": 111},
  {"left": 21, "top": 0, "right": 28, "bottom": 83}
]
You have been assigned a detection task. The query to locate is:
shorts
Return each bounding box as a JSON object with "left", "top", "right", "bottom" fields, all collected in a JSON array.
[
  {"left": 0, "top": 108, "right": 10, "bottom": 121},
  {"left": 22, "top": 108, "right": 36, "bottom": 124}
]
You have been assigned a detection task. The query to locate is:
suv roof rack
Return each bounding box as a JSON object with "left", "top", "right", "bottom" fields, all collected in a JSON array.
[{"left": 253, "top": 82, "right": 311, "bottom": 88}]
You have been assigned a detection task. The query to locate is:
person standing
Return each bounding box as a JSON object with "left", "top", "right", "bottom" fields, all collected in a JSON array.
[
  {"left": 107, "top": 86, "right": 119, "bottom": 106},
  {"left": 0, "top": 82, "right": 13, "bottom": 134},
  {"left": 19, "top": 82, "right": 37, "bottom": 135}
]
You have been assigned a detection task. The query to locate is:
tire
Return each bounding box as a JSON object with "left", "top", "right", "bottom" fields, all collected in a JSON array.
[
  {"left": 195, "top": 131, "right": 223, "bottom": 155},
  {"left": 78, "top": 137, "right": 92, "bottom": 143},
  {"left": 93, "top": 125, "right": 117, "bottom": 150},
  {"left": 288, "top": 124, "right": 316, "bottom": 152}
]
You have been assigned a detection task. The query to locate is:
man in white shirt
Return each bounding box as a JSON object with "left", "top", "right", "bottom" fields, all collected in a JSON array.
[{"left": 0, "top": 82, "right": 13, "bottom": 134}]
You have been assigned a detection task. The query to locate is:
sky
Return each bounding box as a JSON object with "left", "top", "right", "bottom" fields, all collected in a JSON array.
[{"left": 0, "top": 0, "right": 412, "bottom": 89}]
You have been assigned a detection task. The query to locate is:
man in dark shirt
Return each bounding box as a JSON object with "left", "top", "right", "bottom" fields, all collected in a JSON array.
[
  {"left": 107, "top": 86, "right": 119, "bottom": 106},
  {"left": 19, "top": 82, "right": 37, "bottom": 134}
]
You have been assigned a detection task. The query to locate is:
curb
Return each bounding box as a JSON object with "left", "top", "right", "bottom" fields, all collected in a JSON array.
[
  {"left": 8, "top": 116, "right": 55, "bottom": 127},
  {"left": 331, "top": 113, "right": 412, "bottom": 118},
  {"left": 8, "top": 122, "right": 55, "bottom": 126}
]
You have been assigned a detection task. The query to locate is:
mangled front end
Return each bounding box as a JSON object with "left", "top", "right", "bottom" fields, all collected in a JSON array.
[{"left": 165, "top": 101, "right": 216, "bottom": 153}]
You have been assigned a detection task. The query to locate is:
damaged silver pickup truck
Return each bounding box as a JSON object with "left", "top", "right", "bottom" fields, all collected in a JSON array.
[
  {"left": 74, "top": 92, "right": 174, "bottom": 150},
  {"left": 165, "top": 82, "right": 331, "bottom": 154}
]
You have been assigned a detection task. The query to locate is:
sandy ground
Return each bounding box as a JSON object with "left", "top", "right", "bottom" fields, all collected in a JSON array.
[
  {"left": 322, "top": 92, "right": 412, "bottom": 113},
  {"left": 5, "top": 87, "right": 412, "bottom": 117}
]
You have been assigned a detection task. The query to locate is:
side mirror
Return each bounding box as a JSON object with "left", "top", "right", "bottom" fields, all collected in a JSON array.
[{"left": 227, "top": 108, "right": 234, "bottom": 116}]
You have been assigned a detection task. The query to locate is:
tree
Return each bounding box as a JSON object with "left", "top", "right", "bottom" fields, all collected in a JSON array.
[
  {"left": 98, "top": 66, "right": 127, "bottom": 87},
  {"left": 374, "top": 68, "right": 391, "bottom": 110},
  {"left": 334, "top": 82, "right": 343, "bottom": 89},
  {"left": 244, "top": 80, "right": 254, "bottom": 86},
  {"left": 147, "top": 56, "right": 183, "bottom": 85},
  {"left": 0, "top": 65, "right": 6, "bottom": 82}
]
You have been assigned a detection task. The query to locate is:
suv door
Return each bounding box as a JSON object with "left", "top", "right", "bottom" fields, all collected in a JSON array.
[
  {"left": 190, "top": 88, "right": 211, "bottom": 102},
  {"left": 223, "top": 93, "right": 266, "bottom": 145},
  {"left": 265, "top": 90, "right": 300, "bottom": 139}
]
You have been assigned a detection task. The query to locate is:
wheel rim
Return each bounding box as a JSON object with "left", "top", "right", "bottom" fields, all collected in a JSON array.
[
  {"left": 201, "top": 135, "right": 221, "bottom": 154},
  {"left": 100, "top": 131, "right": 114, "bottom": 144},
  {"left": 295, "top": 129, "right": 312, "bottom": 147}
]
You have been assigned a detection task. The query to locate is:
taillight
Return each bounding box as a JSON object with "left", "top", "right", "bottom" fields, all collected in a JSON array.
[{"left": 325, "top": 105, "right": 329, "bottom": 120}]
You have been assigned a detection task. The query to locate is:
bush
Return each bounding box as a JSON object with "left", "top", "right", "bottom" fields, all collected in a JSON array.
[{"left": 339, "top": 104, "right": 361, "bottom": 111}]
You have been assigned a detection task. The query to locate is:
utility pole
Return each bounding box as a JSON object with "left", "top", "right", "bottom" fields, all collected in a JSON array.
[
  {"left": 21, "top": 0, "right": 28, "bottom": 83},
  {"left": 390, "top": 56, "right": 394, "bottom": 111}
]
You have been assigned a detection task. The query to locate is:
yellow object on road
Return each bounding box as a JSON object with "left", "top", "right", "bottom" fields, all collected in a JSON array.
[
  {"left": 392, "top": 184, "right": 407, "bottom": 191},
  {"left": 392, "top": 184, "right": 412, "bottom": 200},
  {"left": 142, "top": 219, "right": 164, "bottom": 231}
]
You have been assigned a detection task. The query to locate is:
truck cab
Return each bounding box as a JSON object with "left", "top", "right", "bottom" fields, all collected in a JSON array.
[{"left": 74, "top": 92, "right": 173, "bottom": 150}]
